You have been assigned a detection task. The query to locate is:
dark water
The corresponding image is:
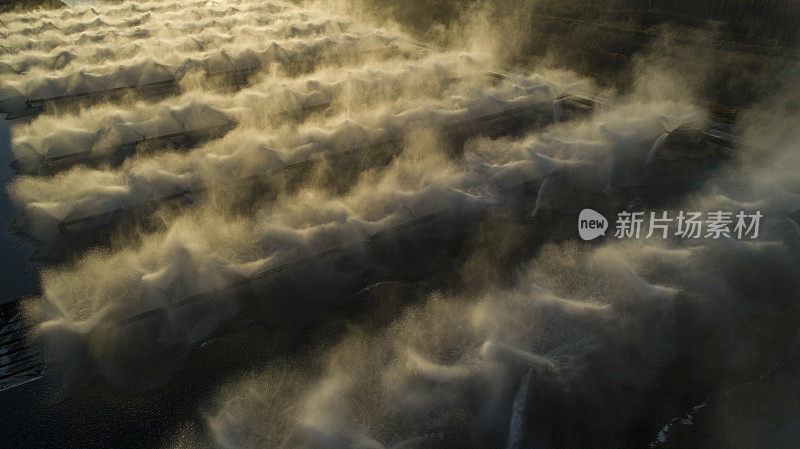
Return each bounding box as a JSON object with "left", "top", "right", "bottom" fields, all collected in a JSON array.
[
  {"left": 0, "top": 119, "right": 39, "bottom": 305},
  {"left": 0, "top": 119, "right": 71, "bottom": 449},
  {"left": 0, "top": 120, "right": 65, "bottom": 447}
]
